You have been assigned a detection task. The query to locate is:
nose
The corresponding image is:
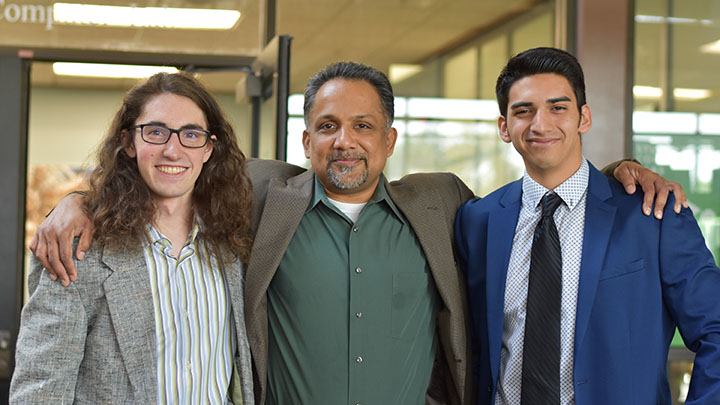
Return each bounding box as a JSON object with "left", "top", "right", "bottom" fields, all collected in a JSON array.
[
  {"left": 530, "top": 109, "right": 553, "bottom": 134},
  {"left": 162, "top": 132, "right": 183, "bottom": 158},
  {"left": 333, "top": 126, "right": 358, "bottom": 150}
]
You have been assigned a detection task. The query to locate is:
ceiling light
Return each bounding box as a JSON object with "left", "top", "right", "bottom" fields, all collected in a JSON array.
[
  {"left": 674, "top": 88, "right": 712, "bottom": 99},
  {"left": 635, "top": 15, "right": 712, "bottom": 25},
  {"left": 633, "top": 85, "right": 662, "bottom": 98},
  {"left": 53, "top": 3, "right": 241, "bottom": 30},
  {"left": 633, "top": 85, "right": 711, "bottom": 100},
  {"left": 53, "top": 62, "right": 178, "bottom": 78},
  {"left": 701, "top": 39, "right": 720, "bottom": 54},
  {"left": 389, "top": 64, "right": 422, "bottom": 83}
]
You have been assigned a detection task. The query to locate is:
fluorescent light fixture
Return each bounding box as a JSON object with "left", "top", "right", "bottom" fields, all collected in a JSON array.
[
  {"left": 701, "top": 39, "right": 720, "bottom": 53},
  {"left": 632, "top": 111, "right": 697, "bottom": 134},
  {"left": 633, "top": 85, "right": 711, "bottom": 100},
  {"left": 636, "top": 15, "right": 712, "bottom": 25},
  {"left": 407, "top": 98, "right": 498, "bottom": 120},
  {"left": 633, "top": 85, "right": 662, "bottom": 98},
  {"left": 674, "top": 88, "right": 712, "bottom": 99},
  {"left": 53, "top": 3, "right": 241, "bottom": 30},
  {"left": 53, "top": 62, "right": 178, "bottom": 78},
  {"left": 389, "top": 64, "right": 422, "bottom": 83}
]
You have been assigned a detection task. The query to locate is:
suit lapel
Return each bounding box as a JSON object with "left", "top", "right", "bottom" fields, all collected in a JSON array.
[
  {"left": 388, "top": 178, "right": 469, "bottom": 400},
  {"left": 486, "top": 180, "right": 522, "bottom": 384},
  {"left": 388, "top": 180, "right": 455, "bottom": 305},
  {"left": 101, "top": 244, "right": 157, "bottom": 404},
  {"left": 574, "top": 165, "right": 616, "bottom": 355},
  {"left": 244, "top": 169, "right": 314, "bottom": 400}
]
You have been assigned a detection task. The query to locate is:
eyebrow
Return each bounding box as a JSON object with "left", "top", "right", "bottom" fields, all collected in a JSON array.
[
  {"left": 547, "top": 96, "right": 572, "bottom": 104},
  {"left": 510, "top": 101, "right": 533, "bottom": 110}
]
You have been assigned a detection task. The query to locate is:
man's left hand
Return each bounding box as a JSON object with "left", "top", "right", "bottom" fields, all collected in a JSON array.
[{"left": 613, "top": 161, "right": 689, "bottom": 219}]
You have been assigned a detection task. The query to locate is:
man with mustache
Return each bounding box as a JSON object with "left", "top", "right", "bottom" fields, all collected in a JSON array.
[{"left": 31, "top": 61, "right": 685, "bottom": 404}]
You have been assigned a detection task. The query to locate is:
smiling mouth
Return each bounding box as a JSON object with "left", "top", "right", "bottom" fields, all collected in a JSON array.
[
  {"left": 157, "top": 165, "right": 187, "bottom": 174},
  {"left": 528, "top": 138, "right": 559, "bottom": 145},
  {"left": 328, "top": 152, "right": 367, "bottom": 167}
]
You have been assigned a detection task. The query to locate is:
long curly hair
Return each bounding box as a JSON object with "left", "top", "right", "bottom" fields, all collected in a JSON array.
[{"left": 85, "top": 72, "right": 253, "bottom": 264}]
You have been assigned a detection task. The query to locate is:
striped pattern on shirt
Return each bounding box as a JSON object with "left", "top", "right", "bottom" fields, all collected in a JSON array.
[{"left": 143, "top": 224, "right": 235, "bottom": 404}]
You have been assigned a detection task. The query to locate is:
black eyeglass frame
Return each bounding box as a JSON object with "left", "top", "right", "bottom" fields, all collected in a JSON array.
[{"left": 131, "top": 123, "right": 212, "bottom": 148}]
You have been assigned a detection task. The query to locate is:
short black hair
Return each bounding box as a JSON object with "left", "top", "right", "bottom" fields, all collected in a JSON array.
[
  {"left": 496, "top": 47, "right": 586, "bottom": 117},
  {"left": 304, "top": 61, "right": 394, "bottom": 130}
]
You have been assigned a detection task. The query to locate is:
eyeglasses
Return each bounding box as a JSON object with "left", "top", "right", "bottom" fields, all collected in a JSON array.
[{"left": 132, "top": 124, "right": 211, "bottom": 148}]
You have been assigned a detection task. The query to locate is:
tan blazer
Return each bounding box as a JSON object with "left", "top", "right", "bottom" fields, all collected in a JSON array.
[
  {"left": 11, "top": 242, "right": 255, "bottom": 404},
  {"left": 244, "top": 159, "right": 475, "bottom": 404}
]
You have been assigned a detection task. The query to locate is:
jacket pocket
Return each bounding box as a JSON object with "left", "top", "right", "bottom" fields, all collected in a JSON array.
[{"left": 598, "top": 258, "right": 646, "bottom": 281}]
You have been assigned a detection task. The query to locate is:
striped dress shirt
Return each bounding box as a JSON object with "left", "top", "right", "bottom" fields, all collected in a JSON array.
[{"left": 143, "top": 224, "right": 235, "bottom": 404}]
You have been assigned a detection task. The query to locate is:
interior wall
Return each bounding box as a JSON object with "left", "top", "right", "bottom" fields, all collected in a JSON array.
[{"left": 28, "top": 88, "right": 252, "bottom": 167}]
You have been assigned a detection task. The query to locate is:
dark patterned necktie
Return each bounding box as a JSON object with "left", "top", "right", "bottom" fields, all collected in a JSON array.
[{"left": 521, "top": 191, "right": 563, "bottom": 405}]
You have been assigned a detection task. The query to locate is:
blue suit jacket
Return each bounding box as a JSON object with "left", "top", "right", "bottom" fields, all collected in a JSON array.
[{"left": 455, "top": 162, "right": 720, "bottom": 404}]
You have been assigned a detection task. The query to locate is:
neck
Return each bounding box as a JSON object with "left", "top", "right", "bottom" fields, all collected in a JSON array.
[
  {"left": 324, "top": 177, "right": 380, "bottom": 204},
  {"left": 152, "top": 196, "right": 194, "bottom": 257},
  {"left": 527, "top": 156, "right": 583, "bottom": 190}
]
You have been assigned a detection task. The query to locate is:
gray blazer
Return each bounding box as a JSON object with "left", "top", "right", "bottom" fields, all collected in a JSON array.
[
  {"left": 244, "top": 159, "right": 475, "bottom": 404},
  {"left": 10, "top": 242, "right": 254, "bottom": 404}
]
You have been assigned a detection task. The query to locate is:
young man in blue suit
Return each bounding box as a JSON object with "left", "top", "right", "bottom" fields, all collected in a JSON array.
[{"left": 455, "top": 47, "right": 720, "bottom": 404}]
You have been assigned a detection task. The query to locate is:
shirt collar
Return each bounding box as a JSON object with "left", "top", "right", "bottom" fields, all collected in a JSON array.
[
  {"left": 521, "top": 157, "right": 589, "bottom": 212},
  {"left": 308, "top": 174, "right": 406, "bottom": 224},
  {"left": 143, "top": 219, "right": 201, "bottom": 249}
]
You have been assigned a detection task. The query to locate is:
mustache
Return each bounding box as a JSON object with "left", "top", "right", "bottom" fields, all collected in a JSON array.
[{"left": 326, "top": 152, "right": 368, "bottom": 164}]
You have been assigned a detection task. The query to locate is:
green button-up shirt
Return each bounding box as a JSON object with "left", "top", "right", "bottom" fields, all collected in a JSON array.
[{"left": 266, "top": 175, "right": 441, "bottom": 405}]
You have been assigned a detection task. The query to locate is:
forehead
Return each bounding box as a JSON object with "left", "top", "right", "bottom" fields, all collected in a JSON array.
[
  {"left": 508, "top": 73, "right": 576, "bottom": 103},
  {"left": 137, "top": 93, "right": 207, "bottom": 126},
  {"left": 309, "top": 79, "right": 385, "bottom": 120}
]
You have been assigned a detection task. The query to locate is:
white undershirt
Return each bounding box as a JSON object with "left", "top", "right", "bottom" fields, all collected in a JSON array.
[{"left": 327, "top": 197, "right": 367, "bottom": 223}]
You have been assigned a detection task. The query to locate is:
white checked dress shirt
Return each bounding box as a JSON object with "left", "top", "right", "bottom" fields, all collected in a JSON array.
[
  {"left": 143, "top": 223, "right": 236, "bottom": 404},
  {"left": 495, "top": 158, "right": 590, "bottom": 405}
]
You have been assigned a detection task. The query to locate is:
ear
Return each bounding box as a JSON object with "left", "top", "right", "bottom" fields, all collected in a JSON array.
[
  {"left": 579, "top": 104, "right": 592, "bottom": 134},
  {"left": 203, "top": 135, "right": 216, "bottom": 163},
  {"left": 498, "top": 115, "right": 511, "bottom": 143},
  {"left": 385, "top": 127, "right": 398, "bottom": 157},
  {"left": 302, "top": 130, "right": 311, "bottom": 159},
  {"left": 122, "top": 129, "right": 137, "bottom": 158}
]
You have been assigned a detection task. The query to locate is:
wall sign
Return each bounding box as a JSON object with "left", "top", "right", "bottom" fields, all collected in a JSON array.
[{"left": 0, "top": 0, "right": 53, "bottom": 30}]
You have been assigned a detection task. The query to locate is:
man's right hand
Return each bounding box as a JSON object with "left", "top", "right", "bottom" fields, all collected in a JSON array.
[{"left": 29, "top": 193, "right": 94, "bottom": 287}]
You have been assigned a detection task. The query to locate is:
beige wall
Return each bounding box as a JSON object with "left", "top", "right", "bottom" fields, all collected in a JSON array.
[{"left": 28, "top": 87, "right": 251, "bottom": 167}]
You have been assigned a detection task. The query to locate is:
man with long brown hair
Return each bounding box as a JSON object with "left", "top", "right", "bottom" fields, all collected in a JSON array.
[{"left": 11, "top": 72, "right": 254, "bottom": 404}]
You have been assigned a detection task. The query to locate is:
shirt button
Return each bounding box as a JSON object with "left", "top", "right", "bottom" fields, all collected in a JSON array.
[
  {"left": 353, "top": 227, "right": 358, "bottom": 232},
  {"left": 356, "top": 356, "right": 363, "bottom": 363},
  {"left": 355, "top": 267, "right": 362, "bottom": 274},
  {"left": 355, "top": 312, "right": 362, "bottom": 318}
]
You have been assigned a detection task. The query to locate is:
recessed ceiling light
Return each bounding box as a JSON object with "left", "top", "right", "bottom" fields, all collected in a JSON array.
[
  {"left": 53, "top": 3, "right": 241, "bottom": 30},
  {"left": 53, "top": 62, "right": 179, "bottom": 79}
]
